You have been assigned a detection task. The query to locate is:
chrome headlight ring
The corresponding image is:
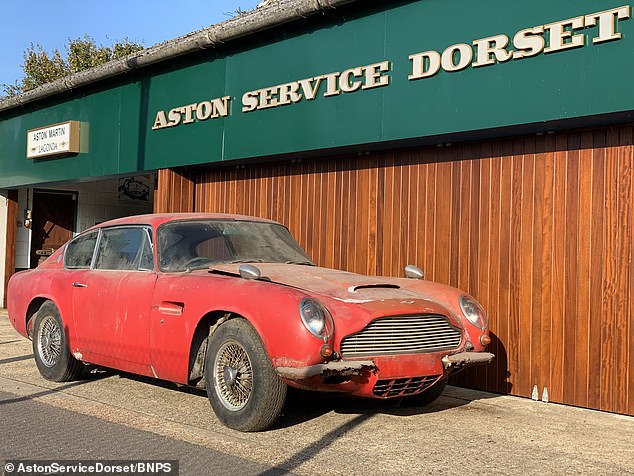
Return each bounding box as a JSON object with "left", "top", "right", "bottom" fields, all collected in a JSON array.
[
  {"left": 459, "top": 295, "right": 488, "bottom": 330},
  {"left": 299, "top": 298, "right": 334, "bottom": 342}
]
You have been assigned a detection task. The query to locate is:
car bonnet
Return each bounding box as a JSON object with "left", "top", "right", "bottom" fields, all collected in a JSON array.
[{"left": 209, "top": 263, "right": 432, "bottom": 303}]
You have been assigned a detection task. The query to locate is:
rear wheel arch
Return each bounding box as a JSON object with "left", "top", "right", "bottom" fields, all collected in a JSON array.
[{"left": 26, "top": 297, "right": 55, "bottom": 338}]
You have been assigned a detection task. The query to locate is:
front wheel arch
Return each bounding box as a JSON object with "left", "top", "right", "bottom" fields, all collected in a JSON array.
[{"left": 187, "top": 310, "right": 238, "bottom": 387}]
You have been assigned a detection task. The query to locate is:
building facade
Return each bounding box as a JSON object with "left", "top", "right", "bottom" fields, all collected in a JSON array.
[{"left": 1, "top": 0, "right": 633, "bottom": 416}]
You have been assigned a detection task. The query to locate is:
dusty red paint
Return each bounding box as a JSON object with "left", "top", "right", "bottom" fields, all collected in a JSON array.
[{"left": 7, "top": 213, "right": 493, "bottom": 399}]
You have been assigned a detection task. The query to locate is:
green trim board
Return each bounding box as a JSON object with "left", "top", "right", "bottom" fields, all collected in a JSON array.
[{"left": 0, "top": 0, "right": 632, "bottom": 188}]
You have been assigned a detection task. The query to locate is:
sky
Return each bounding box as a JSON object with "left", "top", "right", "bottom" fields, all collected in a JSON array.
[{"left": 0, "top": 0, "right": 262, "bottom": 88}]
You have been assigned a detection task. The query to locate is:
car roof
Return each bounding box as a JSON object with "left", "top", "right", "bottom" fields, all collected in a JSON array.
[{"left": 85, "top": 213, "right": 280, "bottom": 232}]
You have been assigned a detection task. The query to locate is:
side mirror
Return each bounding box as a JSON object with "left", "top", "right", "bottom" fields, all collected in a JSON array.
[
  {"left": 239, "top": 264, "right": 261, "bottom": 280},
  {"left": 404, "top": 264, "right": 424, "bottom": 280}
]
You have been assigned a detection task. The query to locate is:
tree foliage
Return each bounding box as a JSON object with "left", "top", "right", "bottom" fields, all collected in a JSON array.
[{"left": 1, "top": 36, "right": 144, "bottom": 98}]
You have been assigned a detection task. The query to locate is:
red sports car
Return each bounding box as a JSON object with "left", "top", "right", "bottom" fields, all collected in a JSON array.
[{"left": 7, "top": 213, "right": 493, "bottom": 431}]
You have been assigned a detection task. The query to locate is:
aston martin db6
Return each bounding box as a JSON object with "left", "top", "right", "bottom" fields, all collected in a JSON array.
[{"left": 8, "top": 213, "right": 494, "bottom": 431}]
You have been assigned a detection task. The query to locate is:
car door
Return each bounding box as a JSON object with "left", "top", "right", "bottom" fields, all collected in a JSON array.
[{"left": 70, "top": 226, "right": 157, "bottom": 376}]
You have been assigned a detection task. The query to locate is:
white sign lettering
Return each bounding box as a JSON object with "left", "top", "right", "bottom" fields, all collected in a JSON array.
[
  {"left": 150, "top": 5, "right": 630, "bottom": 132},
  {"left": 241, "top": 61, "right": 391, "bottom": 113},
  {"left": 409, "top": 6, "right": 630, "bottom": 80},
  {"left": 152, "top": 96, "right": 231, "bottom": 130}
]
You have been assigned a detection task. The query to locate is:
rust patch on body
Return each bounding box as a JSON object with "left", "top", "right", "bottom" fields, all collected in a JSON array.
[{"left": 276, "top": 360, "right": 376, "bottom": 380}]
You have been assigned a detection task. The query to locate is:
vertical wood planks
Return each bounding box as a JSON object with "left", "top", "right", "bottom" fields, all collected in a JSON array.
[
  {"left": 576, "top": 132, "right": 593, "bottom": 408},
  {"left": 154, "top": 124, "right": 634, "bottom": 417},
  {"left": 154, "top": 168, "right": 194, "bottom": 213},
  {"left": 615, "top": 127, "right": 632, "bottom": 414},
  {"left": 3, "top": 190, "right": 18, "bottom": 308}
]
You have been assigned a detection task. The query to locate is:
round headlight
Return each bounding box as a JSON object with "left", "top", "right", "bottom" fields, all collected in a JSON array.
[
  {"left": 459, "top": 295, "right": 488, "bottom": 330},
  {"left": 299, "top": 299, "right": 334, "bottom": 341}
]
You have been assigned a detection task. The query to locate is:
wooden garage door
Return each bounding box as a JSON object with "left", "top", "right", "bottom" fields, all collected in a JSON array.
[{"left": 155, "top": 125, "right": 634, "bottom": 417}]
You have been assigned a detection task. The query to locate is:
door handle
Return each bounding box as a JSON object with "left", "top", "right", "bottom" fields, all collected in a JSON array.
[
  {"left": 156, "top": 301, "right": 185, "bottom": 316},
  {"left": 72, "top": 282, "right": 87, "bottom": 288}
]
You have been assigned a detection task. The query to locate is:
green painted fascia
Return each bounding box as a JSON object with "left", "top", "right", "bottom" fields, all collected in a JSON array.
[{"left": 1, "top": 0, "right": 632, "bottom": 188}]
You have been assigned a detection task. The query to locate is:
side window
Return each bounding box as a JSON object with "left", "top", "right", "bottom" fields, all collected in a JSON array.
[
  {"left": 65, "top": 231, "right": 98, "bottom": 269},
  {"left": 94, "top": 227, "right": 147, "bottom": 271}
]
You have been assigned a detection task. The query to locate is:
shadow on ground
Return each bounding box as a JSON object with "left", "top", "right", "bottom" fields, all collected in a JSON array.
[
  {"left": 112, "top": 369, "right": 499, "bottom": 430},
  {"left": 1, "top": 350, "right": 500, "bottom": 431},
  {"left": 274, "top": 384, "right": 499, "bottom": 429},
  {"left": 0, "top": 366, "right": 113, "bottom": 406}
]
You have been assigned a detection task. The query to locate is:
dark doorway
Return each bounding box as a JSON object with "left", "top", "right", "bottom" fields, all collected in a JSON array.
[{"left": 29, "top": 190, "right": 77, "bottom": 268}]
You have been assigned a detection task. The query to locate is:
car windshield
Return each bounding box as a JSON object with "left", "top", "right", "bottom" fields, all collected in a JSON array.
[{"left": 157, "top": 219, "right": 314, "bottom": 272}]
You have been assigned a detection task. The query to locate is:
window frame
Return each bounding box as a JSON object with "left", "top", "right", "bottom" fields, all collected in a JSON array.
[
  {"left": 138, "top": 227, "right": 155, "bottom": 272},
  {"left": 64, "top": 225, "right": 155, "bottom": 272},
  {"left": 156, "top": 218, "right": 313, "bottom": 273},
  {"left": 63, "top": 230, "right": 100, "bottom": 270}
]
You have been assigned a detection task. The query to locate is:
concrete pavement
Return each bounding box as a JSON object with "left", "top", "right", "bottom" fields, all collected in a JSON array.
[
  {"left": 0, "top": 389, "right": 285, "bottom": 475},
  {"left": 1, "top": 310, "right": 633, "bottom": 475}
]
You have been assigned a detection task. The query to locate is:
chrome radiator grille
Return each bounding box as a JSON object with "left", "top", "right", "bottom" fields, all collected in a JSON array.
[{"left": 340, "top": 314, "right": 462, "bottom": 358}]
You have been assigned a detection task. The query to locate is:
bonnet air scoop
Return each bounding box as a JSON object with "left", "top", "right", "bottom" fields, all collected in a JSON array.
[{"left": 348, "top": 284, "right": 401, "bottom": 293}]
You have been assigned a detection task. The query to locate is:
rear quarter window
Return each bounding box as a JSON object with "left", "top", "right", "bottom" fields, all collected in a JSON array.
[{"left": 64, "top": 231, "right": 98, "bottom": 269}]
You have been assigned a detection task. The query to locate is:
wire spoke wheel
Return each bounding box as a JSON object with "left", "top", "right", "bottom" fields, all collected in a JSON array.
[
  {"left": 205, "top": 319, "right": 287, "bottom": 431},
  {"left": 32, "top": 301, "right": 83, "bottom": 382},
  {"left": 36, "top": 314, "right": 63, "bottom": 368},
  {"left": 214, "top": 340, "right": 253, "bottom": 410}
]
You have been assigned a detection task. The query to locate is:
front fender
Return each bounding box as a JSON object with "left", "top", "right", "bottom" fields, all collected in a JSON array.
[{"left": 149, "top": 273, "right": 328, "bottom": 383}]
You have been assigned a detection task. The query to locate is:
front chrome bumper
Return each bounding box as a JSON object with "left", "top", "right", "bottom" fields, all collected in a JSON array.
[
  {"left": 441, "top": 352, "right": 495, "bottom": 369},
  {"left": 276, "top": 360, "right": 376, "bottom": 380},
  {"left": 276, "top": 351, "right": 495, "bottom": 381}
]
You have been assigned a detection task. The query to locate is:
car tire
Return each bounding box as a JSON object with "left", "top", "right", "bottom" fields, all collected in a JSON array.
[
  {"left": 400, "top": 378, "right": 447, "bottom": 407},
  {"left": 205, "top": 318, "right": 287, "bottom": 431},
  {"left": 32, "top": 301, "right": 83, "bottom": 382}
]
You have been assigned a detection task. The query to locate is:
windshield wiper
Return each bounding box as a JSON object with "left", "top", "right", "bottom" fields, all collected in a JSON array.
[
  {"left": 185, "top": 264, "right": 213, "bottom": 272},
  {"left": 229, "top": 259, "right": 265, "bottom": 264},
  {"left": 284, "top": 260, "right": 315, "bottom": 266}
]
